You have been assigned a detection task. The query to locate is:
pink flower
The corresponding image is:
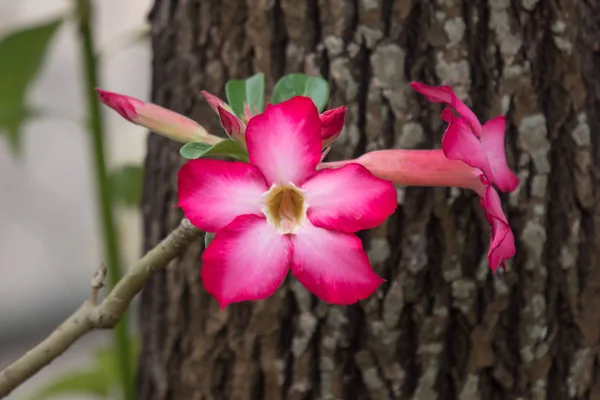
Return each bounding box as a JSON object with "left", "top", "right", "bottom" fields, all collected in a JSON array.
[
  {"left": 96, "top": 89, "right": 222, "bottom": 145},
  {"left": 201, "top": 91, "right": 347, "bottom": 149},
  {"left": 410, "top": 82, "right": 519, "bottom": 193},
  {"left": 319, "top": 149, "right": 514, "bottom": 271},
  {"left": 178, "top": 96, "right": 397, "bottom": 307}
]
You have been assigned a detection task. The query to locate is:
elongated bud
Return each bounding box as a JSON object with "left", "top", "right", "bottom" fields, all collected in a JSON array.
[
  {"left": 97, "top": 89, "right": 221, "bottom": 144},
  {"left": 320, "top": 106, "right": 347, "bottom": 147}
]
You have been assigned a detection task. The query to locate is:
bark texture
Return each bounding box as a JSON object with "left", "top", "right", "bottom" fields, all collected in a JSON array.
[{"left": 138, "top": 0, "right": 600, "bottom": 399}]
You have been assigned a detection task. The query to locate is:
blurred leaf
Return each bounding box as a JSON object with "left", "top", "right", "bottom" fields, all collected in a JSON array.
[
  {"left": 272, "top": 74, "right": 329, "bottom": 112},
  {"left": 180, "top": 140, "right": 249, "bottom": 162},
  {"left": 110, "top": 164, "right": 144, "bottom": 207},
  {"left": 0, "top": 18, "right": 63, "bottom": 153},
  {"left": 94, "top": 336, "right": 140, "bottom": 385},
  {"left": 100, "top": 25, "right": 150, "bottom": 61},
  {"left": 204, "top": 232, "right": 215, "bottom": 248},
  {"left": 225, "top": 73, "right": 265, "bottom": 118},
  {"left": 26, "top": 370, "right": 109, "bottom": 400}
]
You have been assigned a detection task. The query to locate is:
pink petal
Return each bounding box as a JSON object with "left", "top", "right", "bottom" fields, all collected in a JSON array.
[
  {"left": 481, "top": 186, "right": 515, "bottom": 271},
  {"left": 202, "top": 215, "right": 292, "bottom": 308},
  {"left": 290, "top": 222, "right": 384, "bottom": 304},
  {"left": 481, "top": 117, "right": 519, "bottom": 192},
  {"left": 217, "top": 105, "right": 246, "bottom": 145},
  {"left": 442, "top": 115, "right": 494, "bottom": 181},
  {"left": 410, "top": 82, "right": 483, "bottom": 137},
  {"left": 320, "top": 106, "right": 347, "bottom": 146},
  {"left": 302, "top": 163, "right": 396, "bottom": 233},
  {"left": 177, "top": 159, "right": 268, "bottom": 232},
  {"left": 246, "top": 96, "right": 322, "bottom": 185}
]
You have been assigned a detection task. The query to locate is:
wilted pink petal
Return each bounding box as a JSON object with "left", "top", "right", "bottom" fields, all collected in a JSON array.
[
  {"left": 320, "top": 106, "right": 347, "bottom": 147},
  {"left": 246, "top": 96, "right": 322, "bottom": 185},
  {"left": 302, "top": 163, "right": 396, "bottom": 233},
  {"left": 177, "top": 159, "right": 267, "bottom": 232},
  {"left": 481, "top": 117, "right": 519, "bottom": 192},
  {"left": 202, "top": 215, "right": 292, "bottom": 308},
  {"left": 97, "top": 88, "right": 220, "bottom": 144},
  {"left": 318, "top": 150, "right": 486, "bottom": 195},
  {"left": 481, "top": 185, "right": 515, "bottom": 271},
  {"left": 410, "top": 82, "right": 483, "bottom": 137},
  {"left": 290, "top": 222, "right": 384, "bottom": 304}
]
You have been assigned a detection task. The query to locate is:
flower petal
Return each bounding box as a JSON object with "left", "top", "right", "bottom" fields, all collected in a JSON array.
[
  {"left": 290, "top": 222, "right": 384, "bottom": 304},
  {"left": 246, "top": 96, "right": 322, "bottom": 185},
  {"left": 177, "top": 159, "right": 268, "bottom": 232},
  {"left": 442, "top": 114, "right": 494, "bottom": 181},
  {"left": 481, "top": 186, "right": 515, "bottom": 271},
  {"left": 481, "top": 117, "right": 519, "bottom": 192},
  {"left": 320, "top": 106, "right": 347, "bottom": 147},
  {"left": 202, "top": 215, "right": 292, "bottom": 308},
  {"left": 410, "top": 82, "right": 483, "bottom": 137},
  {"left": 302, "top": 163, "right": 397, "bottom": 233}
]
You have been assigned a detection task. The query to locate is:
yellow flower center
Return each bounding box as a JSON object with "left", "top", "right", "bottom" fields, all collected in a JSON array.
[{"left": 262, "top": 183, "right": 307, "bottom": 234}]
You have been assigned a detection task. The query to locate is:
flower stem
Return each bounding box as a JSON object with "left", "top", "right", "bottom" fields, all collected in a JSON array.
[{"left": 74, "top": 1, "right": 134, "bottom": 399}]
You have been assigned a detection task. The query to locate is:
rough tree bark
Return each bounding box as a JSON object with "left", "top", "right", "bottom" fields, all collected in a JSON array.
[{"left": 138, "top": 0, "right": 600, "bottom": 399}]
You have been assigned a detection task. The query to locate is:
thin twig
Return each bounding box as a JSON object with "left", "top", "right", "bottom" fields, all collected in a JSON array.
[
  {"left": 89, "top": 263, "right": 107, "bottom": 305},
  {"left": 0, "top": 219, "right": 201, "bottom": 398}
]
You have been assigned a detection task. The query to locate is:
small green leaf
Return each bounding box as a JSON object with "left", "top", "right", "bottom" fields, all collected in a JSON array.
[
  {"left": 180, "top": 140, "right": 249, "bottom": 162},
  {"left": 110, "top": 164, "right": 144, "bottom": 207},
  {"left": 0, "top": 18, "right": 63, "bottom": 153},
  {"left": 26, "top": 370, "right": 109, "bottom": 400},
  {"left": 204, "top": 232, "right": 215, "bottom": 248},
  {"left": 225, "top": 73, "right": 265, "bottom": 118},
  {"left": 272, "top": 73, "right": 329, "bottom": 112}
]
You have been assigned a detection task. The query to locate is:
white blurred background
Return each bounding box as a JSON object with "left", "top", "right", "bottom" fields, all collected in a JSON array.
[{"left": 0, "top": 0, "right": 152, "bottom": 397}]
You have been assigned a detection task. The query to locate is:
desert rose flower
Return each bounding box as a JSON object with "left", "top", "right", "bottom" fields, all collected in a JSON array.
[{"left": 178, "top": 96, "right": 397, "bottom": 307}]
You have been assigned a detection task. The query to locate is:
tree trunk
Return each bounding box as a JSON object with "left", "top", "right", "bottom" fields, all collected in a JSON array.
[{"left": 138, "top": 0, "right": 600, "bottom": 399}]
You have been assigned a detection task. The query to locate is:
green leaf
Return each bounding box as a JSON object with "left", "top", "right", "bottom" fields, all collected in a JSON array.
[
  {"left": 272, "top": 74, "right": 329, "bottom": 112},
  {"left": 204, "top": 232, "right": 215, "bottom": 248},
  {"left": 225, "top": 73, "right": 265, "bottom": 118},
  {"left": 180, "top": 140, "right": 249, "bottom": 162},
  {"left": 0, "top": 18, "right": 63, "bottom": 153},
  {"left": 26, "top": 370, "right": 109, "bottom": 400},
  {"left": 110, "top": 164, "right": 144, "bottom": 207}
]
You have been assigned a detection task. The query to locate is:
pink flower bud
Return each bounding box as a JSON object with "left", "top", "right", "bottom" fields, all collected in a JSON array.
[
  {"left": 320, "top": 106, "right": 347, "bottom": 147},
  {"left": 97, "top": 89, "right": 221, "bottom": 145}
]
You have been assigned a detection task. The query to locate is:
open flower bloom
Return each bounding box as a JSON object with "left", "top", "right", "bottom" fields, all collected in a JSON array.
[
  {"left": 201, "top": 91, "right": 347, "bottom": 150},
  {"left": 178, "top": 96, "right": 397, "bottom": 307},
  {"left": 96, "top": 89, "right": 222, "bottom": 145},
  {"left": 410, "top": 82, "right": 519, "bottom": 193}
]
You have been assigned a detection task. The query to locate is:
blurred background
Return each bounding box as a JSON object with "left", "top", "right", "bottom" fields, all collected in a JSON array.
[{"left": 0, "top": 0, "right": 152, "bottom": 398}]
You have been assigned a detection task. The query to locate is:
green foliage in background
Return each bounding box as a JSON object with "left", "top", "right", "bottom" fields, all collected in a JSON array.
[
  {"left": 26, "top": 337, "right": 139, "bottom": 400},
  {"left": 0, "top": 18, "right": 64, "bottom": 152}
]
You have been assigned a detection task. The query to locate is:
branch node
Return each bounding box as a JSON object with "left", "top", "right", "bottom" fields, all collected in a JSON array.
[{"left": 90, "top": 263, "right": 107, "bottom": 304}]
